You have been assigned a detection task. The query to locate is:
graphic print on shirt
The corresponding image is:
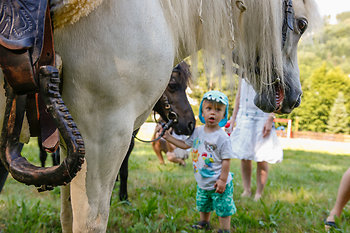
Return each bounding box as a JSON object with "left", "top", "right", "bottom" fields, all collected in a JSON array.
[
  {"left": 199, "top": 141, "right": 216, "bottom": 177},
  {"left": 191, "top": 138, "right": 200, "bottom": 173}
]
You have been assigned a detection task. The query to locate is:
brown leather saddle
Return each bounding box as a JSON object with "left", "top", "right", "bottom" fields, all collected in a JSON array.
[{"left": 0, "top": 0, "right": 85, "bottom": 191}]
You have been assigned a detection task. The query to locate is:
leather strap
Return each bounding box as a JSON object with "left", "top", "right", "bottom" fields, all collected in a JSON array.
[{"left": 0, "top": 0, "right": 49, "bottom": 94}]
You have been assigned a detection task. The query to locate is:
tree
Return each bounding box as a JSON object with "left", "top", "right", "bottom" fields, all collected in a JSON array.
[
  {"left": 327, "top": 92, "right": 349, "bottom": 134},
  {"left": 288, "top": 64, "right": 350, "bottom": 132}
]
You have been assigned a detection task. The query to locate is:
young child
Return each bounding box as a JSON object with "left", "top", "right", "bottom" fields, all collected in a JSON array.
[{"left": 163, "top": 90, "right": 236, "bottom": 233}]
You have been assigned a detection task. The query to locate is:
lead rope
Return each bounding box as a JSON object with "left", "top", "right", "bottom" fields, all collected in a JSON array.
[{"left": 133, "top": 119, "right": 174, "bottom": 143}]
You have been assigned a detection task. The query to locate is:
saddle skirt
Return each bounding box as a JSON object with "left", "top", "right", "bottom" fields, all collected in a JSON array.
[{"left": 50, "top": 0, "right": 103, "bottom": 29}]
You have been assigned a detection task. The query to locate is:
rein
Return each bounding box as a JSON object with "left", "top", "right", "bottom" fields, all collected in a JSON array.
[
  {"left": 133, "top": 119, "right": 174, "bottom": 143},
  {"left": 133, "top": 94, "right": 178, "bottom": 143}
]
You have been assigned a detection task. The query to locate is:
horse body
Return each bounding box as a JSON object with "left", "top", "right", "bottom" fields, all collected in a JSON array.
[
  {"left": 55, "top": 0, "right": 174, "bottom": 231},
  {"left": 0, "top": 0, "right": 319, "bottom": 232}
]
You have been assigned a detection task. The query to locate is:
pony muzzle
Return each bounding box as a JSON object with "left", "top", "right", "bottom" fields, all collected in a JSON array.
[{"left": 167, "top": 111, "right": 178, "bottom": 123}]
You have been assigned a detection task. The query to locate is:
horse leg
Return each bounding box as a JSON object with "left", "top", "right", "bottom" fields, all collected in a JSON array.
[
  {"left": 38, "top": 136, "right": 48, "bottom": 167},
  {"left": 118, "top": 129, "right": 139, "bottom": 201},
  {"left": 59, "top": 142, "right": 73, "bottom": 233},
  {"left": 61, "top": 183, "right": 73, "bottom": 233},
  {"left": 118, "top": 138, "right": 133, "bottom": 201},
  {"left": 67, "top": 128, "right": 133, "bottom": 232},
  {"left": 0, "top": 162, "right": 8, "bottom": 193},
  {"left": 52, "top": 147, "right": 60, "bottom": 166},
  {"left": 0, "top": 143, "right": 23, "bottom": 193}
]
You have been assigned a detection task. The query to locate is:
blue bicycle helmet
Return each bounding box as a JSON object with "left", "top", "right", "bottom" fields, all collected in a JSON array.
[{"left": 198, "top": 90, "right": 229, "bottom": 127}]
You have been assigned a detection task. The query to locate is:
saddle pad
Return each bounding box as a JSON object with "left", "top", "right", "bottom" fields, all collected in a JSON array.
[{"left": 50, "top": 0, "right": 103, "bottom": 29}]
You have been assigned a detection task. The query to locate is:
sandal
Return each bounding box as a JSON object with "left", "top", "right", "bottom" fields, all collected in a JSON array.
[
  {"left": 324, "top": 219, "right": 339, "bottom": 230},
  {"left": 191, "top": 221, "right": 210, "bottom": 230},
  {"left": 218, "top": 230, "right": 230, "bottom": 233}
]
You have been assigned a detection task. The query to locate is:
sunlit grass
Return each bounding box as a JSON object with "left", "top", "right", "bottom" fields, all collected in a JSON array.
[{"left": 0, "top": 140, "right": 349, "bottom": 232}]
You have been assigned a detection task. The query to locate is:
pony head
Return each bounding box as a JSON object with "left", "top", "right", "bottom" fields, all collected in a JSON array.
[
  {"left": 233, "top": 0, "right": 321, "bottom": 113},
  {"left": 162, "top": 0, "right": 320, "bottom": 114}
]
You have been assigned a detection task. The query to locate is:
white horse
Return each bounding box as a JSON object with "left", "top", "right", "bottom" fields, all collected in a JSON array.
[{"left": 0, "top": 0, "right": 319, "bottom": 232}]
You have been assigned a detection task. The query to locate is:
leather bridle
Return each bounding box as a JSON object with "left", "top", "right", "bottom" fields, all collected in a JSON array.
[
  {"left": 133, "top": 93, "right": 179, "bottom": 143},
  {"left": 282, "top": 0, "right": 295, "bottom": 48}
]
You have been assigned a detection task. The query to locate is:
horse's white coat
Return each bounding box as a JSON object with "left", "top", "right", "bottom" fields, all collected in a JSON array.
[{"left": 54, "top": 0, "right": 174, "bottom": 231}]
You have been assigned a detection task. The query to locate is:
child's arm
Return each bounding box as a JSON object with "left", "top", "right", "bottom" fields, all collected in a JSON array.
[
  {"left": 214, "top": 159, "right": 230, "bottom": 194},
  {"left": 162, "top": 130, "right": 191, "bottom": 150}
]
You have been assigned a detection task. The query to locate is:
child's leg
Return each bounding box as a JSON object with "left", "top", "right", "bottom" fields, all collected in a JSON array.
[
  {"left": 214, "top": 182, "right": 236, "bottom": 232},
  {"left": 219, "top": 216, "right": 231, "bottom": 231},
  {"left": 200, "top": 211, "right": 211, "bottom": 222},
  {"left": 192, "top": 186, "right": 212, "bottom": 229},
  {"left": 241, "top": 159, "right": 252, "bottom": 196},
  {"left": 191, "top": 212, "right": 211, "bottom": 229},
  {"left": 255, "top": 161, "right": 269, "bottom": 200}
]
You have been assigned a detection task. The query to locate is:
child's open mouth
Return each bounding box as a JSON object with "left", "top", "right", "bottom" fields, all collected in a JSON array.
[{"left": 208, "top": 117, "right": 215, "bottom": 122}]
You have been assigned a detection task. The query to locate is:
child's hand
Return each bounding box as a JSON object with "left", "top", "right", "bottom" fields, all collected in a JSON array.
[
  {"left": 214, "top": 179, "right": 226, "bottom": 194},
  {"left": 162, "top": 128, "right": 172, "bottom": 140}
]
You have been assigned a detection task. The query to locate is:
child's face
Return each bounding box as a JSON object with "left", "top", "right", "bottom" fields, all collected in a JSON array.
[{"left": 201, "top": 100, "right": 226, "bottom": 128}]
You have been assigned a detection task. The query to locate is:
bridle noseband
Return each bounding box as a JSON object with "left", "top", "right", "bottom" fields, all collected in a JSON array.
[
  {"left": 161, "top": 94, "right": 178, "bottom": 124},
  {"left": 133, "top": 93, "right": 179, "bottom": 143}
]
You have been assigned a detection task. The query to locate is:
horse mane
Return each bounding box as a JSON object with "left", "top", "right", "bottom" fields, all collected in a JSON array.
[
  {"left": 174, "top": 61, "right": 192, "bottom": 87},
  {"left": 50, "top": 0, "right": 103, "bottom": 29},
  {"left": 161, "top": 0, "right": 235, "bottom": 85},
  {"left": 161, "top": 0, "right": 320, "bottom": 93}
]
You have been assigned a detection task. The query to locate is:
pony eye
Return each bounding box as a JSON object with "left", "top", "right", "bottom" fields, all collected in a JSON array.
[
  {"left": 168, "top": 83, "right": 178, "bottom": 91},
  {"left": 297, "top": 19, "right": 308, "bottom": 34}
]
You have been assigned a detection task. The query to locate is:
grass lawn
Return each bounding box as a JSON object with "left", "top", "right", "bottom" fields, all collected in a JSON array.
[{"left": 0, "top": 139, "right": 349, "bottom": 232}]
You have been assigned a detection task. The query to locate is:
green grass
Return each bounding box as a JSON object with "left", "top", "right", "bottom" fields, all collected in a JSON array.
[{"left": 0, "top": 139, "right": 349, "bottom": 232}]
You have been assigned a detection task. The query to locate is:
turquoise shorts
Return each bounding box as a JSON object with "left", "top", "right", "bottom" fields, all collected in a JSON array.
[{"left": 196, "top": 181, "right": 236, "bottom": 217}]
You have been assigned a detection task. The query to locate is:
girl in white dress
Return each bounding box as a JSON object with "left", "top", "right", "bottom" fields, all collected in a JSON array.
[{"left": 227, "top": 78, "right": 283, "bottom": 201}]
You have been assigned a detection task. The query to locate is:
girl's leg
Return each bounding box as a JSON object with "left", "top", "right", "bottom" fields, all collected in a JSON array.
[
  {"left": 166, "top": 152, "right": 185, "bottom": 165},
  {"left": 326, "top": 168, "right": 350, "bottom": 223},
  {"left": 219, "top": 216, "right": 231, "bottom": 232},
  {"left": 241, "top": 160, "right": 252, "bottom": 197},
  {"left": 255, "top": 161, "right": 269, "bottom": 201}
]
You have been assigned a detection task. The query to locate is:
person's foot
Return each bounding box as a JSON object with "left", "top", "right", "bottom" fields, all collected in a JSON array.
[
  {"left": 179, "top": 160, "right": 186, "bottom": 166},
  {"left": 241, "top": 191, "right": 251, "bottom": 197},
  {"left": 254, "top": 193, "right": 262, "bottom": 201},
  {"left": 324, "top": 215, "right": 339, "bottom": 231},
  {"left": 191, "top": 221, "right": 210, "bottom": 230}
]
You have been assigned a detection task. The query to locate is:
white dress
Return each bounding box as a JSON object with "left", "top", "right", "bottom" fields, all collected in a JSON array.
[{"left": 230, "top": 79, "right": 283, "bottom": 163}]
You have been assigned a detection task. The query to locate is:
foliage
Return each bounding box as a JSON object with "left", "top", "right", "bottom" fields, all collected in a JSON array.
[
  {"left": 287, "top": 65, "right": 350, "bottom": 132},
  {"left": 1, "top": 141, "right": 350, "bottom": 232},
  {"left": 327, "top": 92, "right": 350, "bottom": 134}
]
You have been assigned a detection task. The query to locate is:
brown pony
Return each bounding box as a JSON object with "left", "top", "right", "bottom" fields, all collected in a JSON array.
[{"left": 117, "top": 61, "right": 195, "bottom": 201}]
